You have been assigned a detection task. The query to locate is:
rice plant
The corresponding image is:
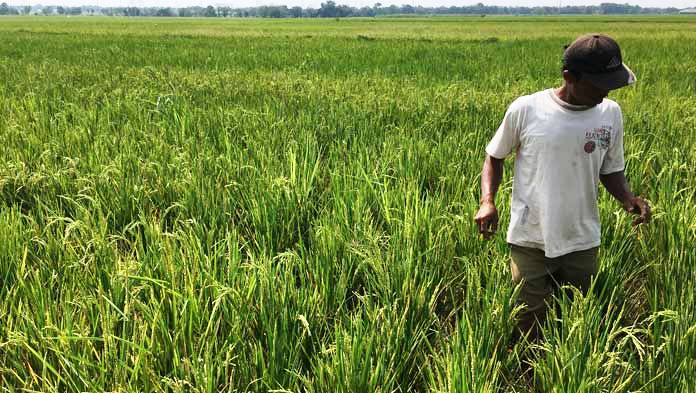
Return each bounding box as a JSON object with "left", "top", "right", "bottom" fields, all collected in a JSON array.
[{"left": 0, "top": 15, "right": 694, "bottom": 392}]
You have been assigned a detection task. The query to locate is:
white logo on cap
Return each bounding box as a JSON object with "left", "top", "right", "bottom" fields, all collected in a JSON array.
[
  {"left": 607, "top": 56, "right": 621, "bottom": 69},
  {"left": 625, "top": 63, "right": 637, "bottom": 84}
]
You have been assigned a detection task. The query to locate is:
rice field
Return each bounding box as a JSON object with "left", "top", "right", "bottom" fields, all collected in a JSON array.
[{"left": 0, "top": 15, "right": 694, "bottom": 392}]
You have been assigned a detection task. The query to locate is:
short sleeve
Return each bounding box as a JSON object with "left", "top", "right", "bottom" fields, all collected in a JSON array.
[
  {"left": 600, "top": 106, "right": 626, "bottom": 175},
  {"left": 485, "top": 99, "right": 523, "bottom": 159}
]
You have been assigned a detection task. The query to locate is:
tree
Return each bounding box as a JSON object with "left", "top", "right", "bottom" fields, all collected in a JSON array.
[
  {"left": 125, "top": 7, "right": 141, "bottom": 16},
  {"left": 155, "top": 7, "right": 175, "bottom": 16},
  {"left": 290, "top": 6, "right": 302, "bottom": 17},
  {"left": 319, "top": 1, "right": 337, "bottom": 17},
  {"left": 0, "top": 3, "right": 9, "bottom": 15},
  {"left": 356, "top": 6, "right": 374, "bottom": 16},
  {"left": 373, "top": 2, "right": 382, "bottom": 15},
  {"left": 336, "top": 4, "right": 353, "bottom": 17},
  {"left": 204, "top": 5, "right": 216, "bottom": 17}
]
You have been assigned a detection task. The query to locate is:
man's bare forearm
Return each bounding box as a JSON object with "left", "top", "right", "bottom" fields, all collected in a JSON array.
[
  {"left": 600, "top": 170, "right": 651, "bottom": 224},
  {"left": 480, "top": 155, "right": 505, "bottom": 204},
  {"left": 599, "top": 170, "right": 634, "bottom": 206},
  {"left": 474, "top": 154, "right": 505, "bottom": 238}
]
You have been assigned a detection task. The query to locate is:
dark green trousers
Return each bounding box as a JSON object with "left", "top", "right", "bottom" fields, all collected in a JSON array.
[{"left": 509, "top": 244, "right": 599, "bottom": 342}]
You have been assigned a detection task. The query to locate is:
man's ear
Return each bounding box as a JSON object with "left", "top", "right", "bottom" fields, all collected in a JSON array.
[{"left": 562, "top": 69, "right": 577, "bottom": 84}]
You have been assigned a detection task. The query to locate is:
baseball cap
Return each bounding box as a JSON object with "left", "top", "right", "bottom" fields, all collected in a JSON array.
[{"left": 563, "top": 33, "right": 637, "bottom": 90}]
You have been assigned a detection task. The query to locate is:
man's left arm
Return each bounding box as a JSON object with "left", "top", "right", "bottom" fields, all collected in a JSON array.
[
  {"left": 599, "top": 106, "right": 650, "bottom": 226},
  {"left": 599, "top": 171, "right": 651, "bottom": 226}
]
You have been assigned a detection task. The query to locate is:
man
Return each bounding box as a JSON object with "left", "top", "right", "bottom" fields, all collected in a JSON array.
[{"left": 473, "top": 34, "right": 651, "bottom": 342}]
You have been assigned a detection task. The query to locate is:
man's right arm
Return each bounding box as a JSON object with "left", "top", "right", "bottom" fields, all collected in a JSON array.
[
  {"left": 474, "top": 154, "right": 505, "bottom": 239},
  {"left": 476, "top": 96, "right": 523, "bottom": 239}
]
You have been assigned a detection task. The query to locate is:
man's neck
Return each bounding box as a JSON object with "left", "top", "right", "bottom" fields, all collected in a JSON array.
[
  {"left": 555, "top": 85, "right": 581, "bottom": 105},
  {"left": 552, "top": 86, "right": 592, "bottom": 111}
]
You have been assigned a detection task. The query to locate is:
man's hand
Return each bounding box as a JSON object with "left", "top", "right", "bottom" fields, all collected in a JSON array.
[
  {"left": 599, "top": 171, "right": 651, "bottom": 227},
  {"left": 474, "top": 201, "right": 499, "bottom": 240},
  {"left": 623, "top": 196, "right": 651, "bottom": 226}
]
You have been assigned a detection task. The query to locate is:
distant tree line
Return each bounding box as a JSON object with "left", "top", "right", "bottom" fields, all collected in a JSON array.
[{"left": 0, "top": 1, "right": 683, "bottom": 17}]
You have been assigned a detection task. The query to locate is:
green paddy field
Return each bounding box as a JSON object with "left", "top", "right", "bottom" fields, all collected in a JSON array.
[{"left": 0, "top": 15, "right": 694, "bottom": 392}]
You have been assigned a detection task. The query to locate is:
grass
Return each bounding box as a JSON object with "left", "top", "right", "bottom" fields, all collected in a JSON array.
[{"left": 0, "top": 15, "right": 694, "bottom": 392}]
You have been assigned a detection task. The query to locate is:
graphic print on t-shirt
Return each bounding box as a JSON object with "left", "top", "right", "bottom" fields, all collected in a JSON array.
[
  {"left": 584, "top": 125, "right": 612, "bottom": 154},
  {"left": 584, "top": 140, "right": 596, "bottom": 153}
]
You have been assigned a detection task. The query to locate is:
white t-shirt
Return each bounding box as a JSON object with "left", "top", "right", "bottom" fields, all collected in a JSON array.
[{"left": 486, "top": 89, "right": 625, "bottom": 258}]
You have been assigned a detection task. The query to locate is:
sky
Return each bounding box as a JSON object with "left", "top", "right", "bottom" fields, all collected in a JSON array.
[{"left": 7, "top": 0, "right": 695, "bottom": 10}]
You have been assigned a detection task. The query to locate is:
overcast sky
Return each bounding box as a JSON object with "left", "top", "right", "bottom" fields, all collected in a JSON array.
[{"left": 8, "top": 0, "right": 695, "bottom": 9}]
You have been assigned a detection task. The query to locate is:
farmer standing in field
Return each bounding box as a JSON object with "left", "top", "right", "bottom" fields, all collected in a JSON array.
[{"left": 473, "top": 34, "right": 651, "bottom": 342}]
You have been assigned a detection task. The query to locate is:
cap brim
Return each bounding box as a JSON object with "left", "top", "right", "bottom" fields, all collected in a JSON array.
[{"left": 584, "top": 63, "right": 637, "bottom": 91}]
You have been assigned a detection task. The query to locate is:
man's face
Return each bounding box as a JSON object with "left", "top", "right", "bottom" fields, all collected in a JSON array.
[{"left": 563, "top": 70, "right": 610, "bottom": 107}]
